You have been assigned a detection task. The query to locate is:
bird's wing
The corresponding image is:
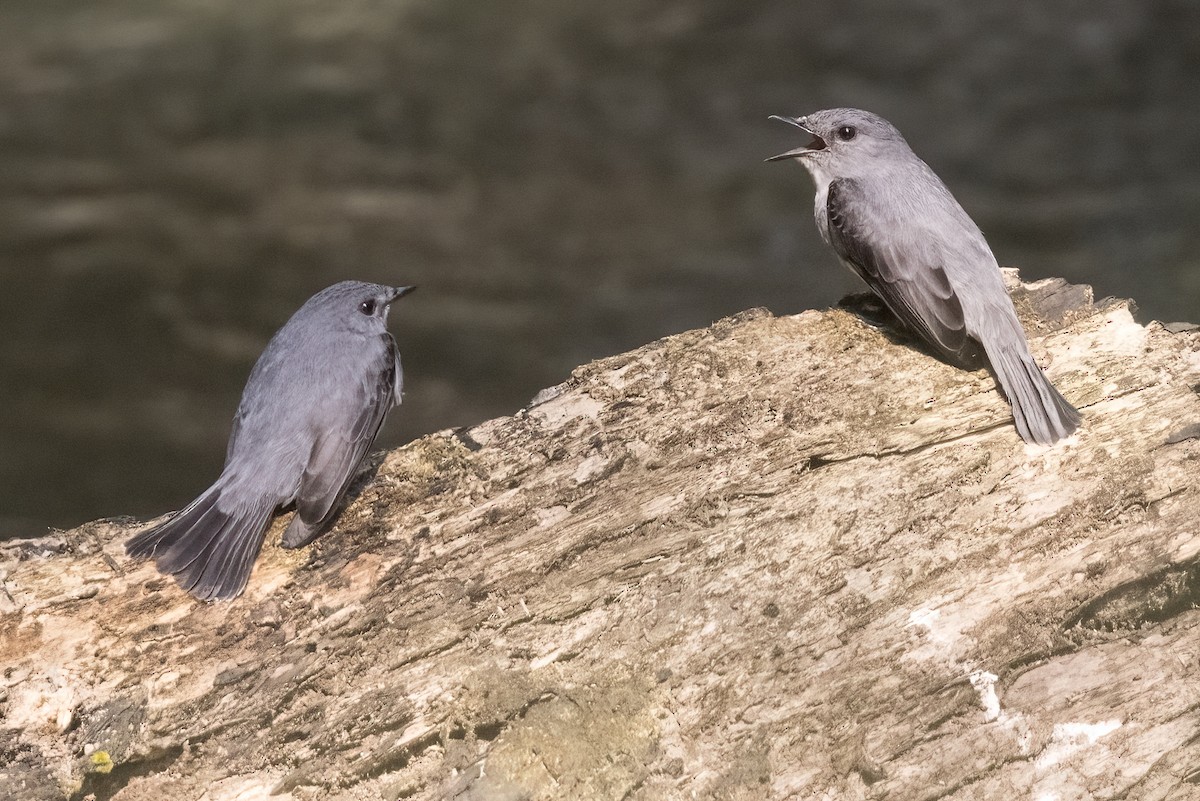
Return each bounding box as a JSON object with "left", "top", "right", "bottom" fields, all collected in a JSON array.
[
  {"left": 825, "top": 178, "right": 975, "bottom": 364},
  {"left": 287, "top": 334, "right": 401, "bottom": 544}
]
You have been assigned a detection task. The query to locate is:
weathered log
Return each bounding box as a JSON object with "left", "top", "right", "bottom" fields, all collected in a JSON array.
[{"left": 3, "top": 272, "right": 1199, "bottom": 801}]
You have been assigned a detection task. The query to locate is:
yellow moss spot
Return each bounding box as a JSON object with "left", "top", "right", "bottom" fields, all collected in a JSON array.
[{"left": 90, "top": 751, "right": 114, "bottom": 774}]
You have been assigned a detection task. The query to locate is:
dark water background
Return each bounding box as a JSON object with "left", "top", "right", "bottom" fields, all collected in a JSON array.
[{"left": 2, "top": 0, "right": 1198, "bottom": 538}]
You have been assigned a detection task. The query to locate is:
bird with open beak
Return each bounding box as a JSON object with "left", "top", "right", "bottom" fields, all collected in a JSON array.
[{"left": 768, "top": 107, "right": 1080, "bottom": 445}]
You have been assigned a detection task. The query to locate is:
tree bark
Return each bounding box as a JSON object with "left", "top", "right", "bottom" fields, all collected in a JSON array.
[{"left": 3, "top": 272, "right": 1200, "bottom": 801}]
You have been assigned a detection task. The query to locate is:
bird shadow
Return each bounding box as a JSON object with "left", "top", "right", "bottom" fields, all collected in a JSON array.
[{"left": 835, "top": 292, "right": 986, "bottom": 372}]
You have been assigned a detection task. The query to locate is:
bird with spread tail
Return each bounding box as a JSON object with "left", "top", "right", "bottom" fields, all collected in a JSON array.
[{"left": 126, "top": 281, "right": 416, "bottom": 600}]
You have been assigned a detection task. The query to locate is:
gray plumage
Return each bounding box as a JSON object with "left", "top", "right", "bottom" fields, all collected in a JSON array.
[
  {"left": 126, "top": 280, "right": 415, "bottom": 601},
  {"left": 768, "top": 107, "right": 1080, "bottom": 444}
]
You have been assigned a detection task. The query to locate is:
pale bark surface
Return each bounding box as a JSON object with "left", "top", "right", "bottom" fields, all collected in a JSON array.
[{"left": 3, "top": 272, "right": 1200, "bottom": 801}]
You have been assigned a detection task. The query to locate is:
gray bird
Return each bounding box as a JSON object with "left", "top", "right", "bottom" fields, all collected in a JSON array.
[
  {"left": 768, "top": 108, "right": 1080, "bottom": 444},
  {"left": 126, "top": 281, "right": 415, "bottom": 601}
]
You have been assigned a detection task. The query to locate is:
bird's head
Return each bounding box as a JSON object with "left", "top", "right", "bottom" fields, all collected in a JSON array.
[
  {"left": 307, "top": 281, "right": 418, "bottom": 335},
  {"left": 766, "top": 108, "right": 911, "bottom": 179}
]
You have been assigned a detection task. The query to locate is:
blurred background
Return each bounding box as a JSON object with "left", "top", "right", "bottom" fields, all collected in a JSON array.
[{"left": 1, "top": 0, "right": 1198, "bottom": 538}]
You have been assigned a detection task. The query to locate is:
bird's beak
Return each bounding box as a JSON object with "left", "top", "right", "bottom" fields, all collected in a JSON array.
[
  {"left": 765, "top": 115, "right": 827, "bottom": 162},
  {"left": 390, "top": 285, "right": 418, "bottom": 301}
]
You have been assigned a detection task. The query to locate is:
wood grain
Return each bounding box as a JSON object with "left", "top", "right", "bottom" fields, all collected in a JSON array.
[{"left": 3, "top": 272, "right": 1199, "bottom": 801}]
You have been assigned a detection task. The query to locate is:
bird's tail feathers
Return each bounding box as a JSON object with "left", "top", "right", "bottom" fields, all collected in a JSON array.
[
  {"left": 985, "top": 343, "right": 1081, "bottom": 445},
  {"left": 125, "top": 485, "right": 221, "bottom": 559},
  {"left": 125, "top": 484, "right": 275, "bottom": 601}
]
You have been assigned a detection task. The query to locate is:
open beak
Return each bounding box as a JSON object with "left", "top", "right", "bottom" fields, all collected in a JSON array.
[
  {"left": 765, "top": 115, "right": 827, "bottom": 162},
  {"left": 390, "top": 285, "right": 418, "bottom": 301}
]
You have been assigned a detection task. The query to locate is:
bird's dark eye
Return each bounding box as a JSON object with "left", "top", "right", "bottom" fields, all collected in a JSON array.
[
  {"left": 359, "top": 299, "right": 377, "bottom": 316},
  {"left": 837, "top": 125, "right": 857, "bottom": 141}
]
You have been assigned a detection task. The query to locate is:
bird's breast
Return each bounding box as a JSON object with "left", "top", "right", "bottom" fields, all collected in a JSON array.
[{"left": 812, "top": 180, "right": 833, "bottom": 247}]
